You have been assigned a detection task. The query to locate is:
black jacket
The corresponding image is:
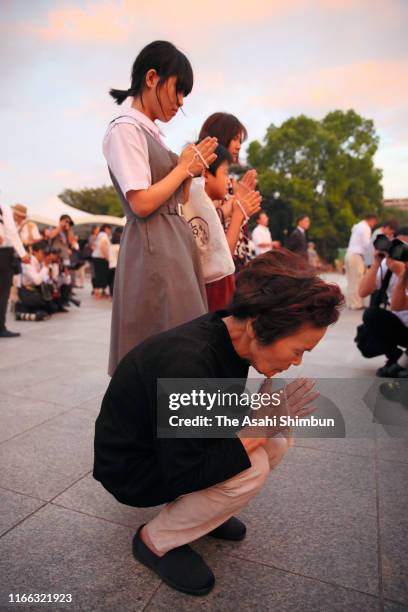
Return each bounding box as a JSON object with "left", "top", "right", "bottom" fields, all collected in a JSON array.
[
  {"left": 93, "top": 312, "right": 251, "bottom": 507},
  {"left": 287, "top": 227, "right": 307, "bottom": 255}
]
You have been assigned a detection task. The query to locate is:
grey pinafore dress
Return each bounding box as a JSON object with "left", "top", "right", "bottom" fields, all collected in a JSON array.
[{"left": 108, "top": 118, "right": 208, "bottom": 375}]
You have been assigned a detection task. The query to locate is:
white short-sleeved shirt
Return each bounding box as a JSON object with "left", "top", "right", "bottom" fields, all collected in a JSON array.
[
  {"left": 92, "top": 232, "right": 110, "bottom": 259},
  {"left": 21, "top": 255, "right": 50, "bottom": 287},
  {"left": 103, "top": 107, "right": 167, "bottom": 198},
  {"left": 252, "top": 224, "right": 272, "bottom": 256},
  {"left": 346, "top": 220, "right": 372, "bottom": 257},
  {"left": 18, "top": 220, "right": 42, "bottom": 245},
  {"left": 376, "top": 259, "right": 408, "bottom": 326},
  {"left": 0, "top": 203, "right": 27, "bottom": 258},
  {"left": 109, "top": 243, "right": 120, "bottom": 269}
]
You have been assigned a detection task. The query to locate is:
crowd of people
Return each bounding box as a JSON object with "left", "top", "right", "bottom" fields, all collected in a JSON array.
[
  {"left": 1, "top": 38, "right": 407, "bottom": 598},
  {"left": 0, "top": 202, "right": 123, "bottom": 333}
]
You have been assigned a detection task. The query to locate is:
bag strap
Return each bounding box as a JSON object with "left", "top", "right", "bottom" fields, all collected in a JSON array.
[{"left": 378, "top": 268, "right": 393, "bottom": 307}]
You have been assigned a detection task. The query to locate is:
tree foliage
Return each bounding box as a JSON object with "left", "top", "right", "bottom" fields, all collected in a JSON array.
[
  {"left": 247, "top": 110, "right": 384, "bottom": 260},
  {"left": 58, "top": 186, "right": 123, "bottom": 217}
]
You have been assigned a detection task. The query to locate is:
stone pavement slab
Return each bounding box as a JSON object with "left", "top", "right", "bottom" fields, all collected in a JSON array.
[
  {"left": 145, "top": 550, "right": 381, "bottom": 612},
  {"left": 0, "top": 407, "right": 94, "bottom": 500},
  {"left": 0, "top": 488, "right": 45, "bottom": 537},
  {"left": 0, "top": 392, "right": 70, "bottom": 444},
  {"left": 0, "top": 504, "right": 160, "bottom": 611}
]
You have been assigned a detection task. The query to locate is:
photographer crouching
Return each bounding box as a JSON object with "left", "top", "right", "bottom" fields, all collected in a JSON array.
[
  {"left": 16, "top": 241, "right": 78, "bottom": 319},
  {"left": 356, "top": 227, "right": 408, "bottom": 377}
]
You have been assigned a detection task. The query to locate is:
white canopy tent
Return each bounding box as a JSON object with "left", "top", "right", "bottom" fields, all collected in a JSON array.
[{"left": 27, "top": 198, "right": 125, "bottom": 228}]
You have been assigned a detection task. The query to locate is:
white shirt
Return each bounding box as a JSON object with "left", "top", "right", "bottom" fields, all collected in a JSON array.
[
  {"left": 376, "top": 259, "right": 408, "bottom": 326},
  {"left": 92, "top": 231, "right": 110, "bottom": 259},
  {"left": 21, "top": 255, "right": 50, "bottom": 287},
  {"left": 103, "top": 107, "right": 167, "bottom": 197},
  {"left": 0, "top": 203, "right": 27, "bottom": 258},
  {"left": 346, "top": 220, "right": 372, "bottom": 257},
  {"left": 18, "top": 220, "right": 42, "bottom": 245},
  {"left": 252, "top": 224, "right": 272, "bottom": 256},
  {"left": 109, "top": 243, "right": 120, "bottom": 269}
]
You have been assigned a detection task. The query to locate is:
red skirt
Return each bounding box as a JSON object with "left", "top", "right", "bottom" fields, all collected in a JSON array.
[{"left": 205, "top": 275, "right": 235, "bottom": 312}]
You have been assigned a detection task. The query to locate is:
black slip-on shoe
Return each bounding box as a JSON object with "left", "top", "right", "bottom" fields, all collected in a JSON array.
[
  {"left": 208, "top": 517, "right": 247, "bottom": 541},
  {"left": 0, "top": 329, "right": 20, "bottom": 338},
  {"left": 380, "top": 381, "right": 408, "bottom": 406},
  {"left": 132, "top": 525, "right": 215, "bottom": 596},
  {"left": 376, "top": 361, "right": 404, "bottom": 378}
]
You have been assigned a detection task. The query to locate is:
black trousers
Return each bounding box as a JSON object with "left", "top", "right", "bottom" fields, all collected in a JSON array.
[
  {"left": 108, "top": 267, "right": 116, "bottom": 297},
  {"left": 92, "top": 258, "right": 109, "bottom": 289},
  {"left": 361, "top": 307, "right": 408, "bottom": 362},
  {"left": 0, "top": 248, "right": 14, "bottom": 331}
]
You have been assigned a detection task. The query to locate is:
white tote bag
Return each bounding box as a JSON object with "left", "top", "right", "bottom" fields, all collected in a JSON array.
[{"left": 183, "top": 178, "right": 235, "bottom": 283}]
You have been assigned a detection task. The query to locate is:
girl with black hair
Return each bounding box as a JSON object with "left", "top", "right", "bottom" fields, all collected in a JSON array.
[
  {"left": 199, "top": 112, "right": 258, "bottom": 272},
  {"left": 202, "top": 144, "right": 261, "bottom": 309},
  {"left": 103, "top": 41, "right": 217, "bottom": 375}
]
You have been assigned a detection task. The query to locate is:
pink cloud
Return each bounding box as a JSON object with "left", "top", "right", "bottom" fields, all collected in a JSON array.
[
  {"left": 254, "top": 61, "right": 408, "bottom": 114},
  {"left": 30, "top": 2, "right": 130, "bottom": 43},
  {"left": 26, "top": 0, "right": 392, "bottom": 44}
]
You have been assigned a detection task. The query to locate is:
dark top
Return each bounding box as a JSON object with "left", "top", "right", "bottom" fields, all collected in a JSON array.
[
  {"left": 93, "top": 312, "right": 251, "bottom": 507},
  {"left": 287, "top": 227, "right": 307, "bottom": 254}
]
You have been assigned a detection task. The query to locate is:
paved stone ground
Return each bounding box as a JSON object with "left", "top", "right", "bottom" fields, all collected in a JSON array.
[{"left": 0, "top": 275, "right": 407, "bottom": 611}]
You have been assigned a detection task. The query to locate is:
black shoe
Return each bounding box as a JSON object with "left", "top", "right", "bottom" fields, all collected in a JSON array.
[
  {"left": 208, "top": 517, "right": 247, "bottom": 541},
  {"left": 376, "top": 360, "right": 404, "bottom": 378},
  {"left": 0, "top": 328, "right": 21, "bottom": 338},
  {"left": 397, "top": 368, "right": 408, "bottom": 378},
  {"left": 379, "top": 381, "right": 408, "bottom": 406},
  {"left": 132, "top": 525, "right": 215, "bottom": 596}
]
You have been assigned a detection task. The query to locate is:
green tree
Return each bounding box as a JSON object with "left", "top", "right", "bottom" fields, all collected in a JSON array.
[
  {"left": 58, "top": 186, "right": 123, "bottom": 217},
  {"left": 247, "top": 110, "right": 384, "bottom": 261}
]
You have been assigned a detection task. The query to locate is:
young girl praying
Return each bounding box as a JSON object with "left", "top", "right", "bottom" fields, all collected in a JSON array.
[
  {"left": 103, "top": 41, "right": 217, "bottom": 375},
  {"left": 199, "top": 112, "right": 258, "bottom": 273},
  {"left": 203, "top": 145, "right": 261, "bottom": 310}
]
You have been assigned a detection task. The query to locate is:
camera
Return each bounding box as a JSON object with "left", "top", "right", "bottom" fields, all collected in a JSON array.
[
  {"left": 373, "top": 234, "right": 408, "bottom": 262},
  {"left": 389, "top": 239, "right": 408, "bottom": 263}
]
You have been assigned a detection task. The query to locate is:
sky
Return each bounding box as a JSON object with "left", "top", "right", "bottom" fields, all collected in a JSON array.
[{"left": 1, "top": 0, "right": 407, "bottom": 217}]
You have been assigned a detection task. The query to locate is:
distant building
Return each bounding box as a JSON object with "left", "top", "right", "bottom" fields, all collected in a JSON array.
[{"left": 384, "top": 198, "right": 408, "bottom": 210}]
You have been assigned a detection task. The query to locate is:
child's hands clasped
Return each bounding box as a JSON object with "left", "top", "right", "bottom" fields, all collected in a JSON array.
[
  {"left": 179, "top": 137, "right": 218, "bottom": 178},
  {"left": 232, "top": 190, "right": 262, "bottom": 222}
]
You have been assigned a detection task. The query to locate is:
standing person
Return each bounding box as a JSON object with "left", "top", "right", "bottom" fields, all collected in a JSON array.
[
  {"left": 87, "top": 226, "right": 100, "bottom": 293},
  {"left": 307, "top": 242, "right": 321, "bottom": 269},
  {"left": 92, "top": 224, "right": 112, "bottom": 299},
  {"left": 198, "top": 112, "right": 258, "bottom": 272},
  {"left": 0, "top": 203, "right": 30, "bottom": 337},
  {"left": 200, "top": 144, "right": 261, "bottom": 310},
  {"left": 108, "top": 227, "right": 122, "bottom": 298},
  {"left": 12, "top": 204, "right": 42, "bottom": 249},
  {"left": 286, "top": 214, "right": 310, "bottom": 255},
  {"left": 103, "top": 40, "right": 217, "bottom": 375},
  {"left": 345, "top": 213, "right": 378, "bottom": 309},
  {"left": 45, "top": 215, "right": 76, "bottom": 266},
  {"left": 94, "top": 250, "right": 344, "bottom": 596},
  {"left": 251, "top": 211, "right": 273, "bottom": 256}
]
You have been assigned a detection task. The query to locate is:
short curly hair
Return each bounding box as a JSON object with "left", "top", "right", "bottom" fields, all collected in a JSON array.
[{"left": 229, "top": 249, "right": 344, "bottom": 345}]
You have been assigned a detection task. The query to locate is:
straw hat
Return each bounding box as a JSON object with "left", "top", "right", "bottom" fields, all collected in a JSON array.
[{"left": 12, "top": 203, "right": 27, "bottom": 218}]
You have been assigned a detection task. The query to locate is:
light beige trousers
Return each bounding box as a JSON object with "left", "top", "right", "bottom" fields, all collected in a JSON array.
[
  {"left": 345, "top": 253, "right": 365, "bottom": 309},
  {"left": 146, "top": 436, "right": 289, "bottom": 555}
]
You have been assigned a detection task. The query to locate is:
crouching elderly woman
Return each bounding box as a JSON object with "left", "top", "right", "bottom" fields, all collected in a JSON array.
[{"left": 93, "top": 250, "right": 343, "bottom": 596}]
